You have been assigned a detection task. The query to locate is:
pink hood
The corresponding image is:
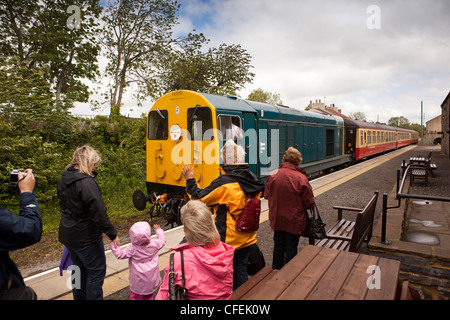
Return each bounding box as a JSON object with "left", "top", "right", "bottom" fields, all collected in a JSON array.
[
  {"left": 156, "top": 241, "right": 235, "bottom": 300},
  {"left": 129, "top": 221, "right": 152, "bottom": 246}
]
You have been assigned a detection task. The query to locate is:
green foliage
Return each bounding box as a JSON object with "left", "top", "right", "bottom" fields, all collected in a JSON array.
[
  {"left": 158, "top": 41, "right": 255, "bottom": 96},
  {"left": 0, "top": 0, "right": 102, "bottom": 106},
  {"left": 247, "top": 88, "right": 283, "bottom": 105}
]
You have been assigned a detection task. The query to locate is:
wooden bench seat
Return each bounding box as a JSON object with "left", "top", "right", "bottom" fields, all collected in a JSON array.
[
  {"left": 409, "top": 163, "right": 429, "bottom": 186},
  {"left": 316, "top": 192, "right": 378, "bottom": 253}
]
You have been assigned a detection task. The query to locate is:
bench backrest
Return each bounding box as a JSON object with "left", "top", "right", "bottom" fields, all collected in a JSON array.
[{"left": 349, "top": 192, "right": 378, "bottom": 252}]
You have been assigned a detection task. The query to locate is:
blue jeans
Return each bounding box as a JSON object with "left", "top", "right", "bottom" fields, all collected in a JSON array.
[
  {"left": 67, "top": 240, "right": 106, "bottom": 300},
  {"left": 233, "top": 246, "right": 250, "bottom": 290}
]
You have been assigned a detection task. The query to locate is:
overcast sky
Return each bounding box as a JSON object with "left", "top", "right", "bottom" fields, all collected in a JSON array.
[{"left": 74, "top": 0, "right": 450, "bottom": 124}]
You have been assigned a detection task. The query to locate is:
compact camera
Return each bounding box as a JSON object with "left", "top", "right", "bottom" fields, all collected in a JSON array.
[{"left": 10, "top": 169, "right": 27, "bottom": 184}]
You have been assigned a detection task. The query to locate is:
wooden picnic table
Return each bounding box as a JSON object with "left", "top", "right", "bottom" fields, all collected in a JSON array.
[{"left": 233, "top": 245, "right": 401, "bottom": 300}]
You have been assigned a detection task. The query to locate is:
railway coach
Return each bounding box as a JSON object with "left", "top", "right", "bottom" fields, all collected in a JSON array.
[
  {"left": 343, "top": 118, "right": 419, "bottom": 162},
  {"left": 133, "top": 90, "right": 351, "bottom": 221}
]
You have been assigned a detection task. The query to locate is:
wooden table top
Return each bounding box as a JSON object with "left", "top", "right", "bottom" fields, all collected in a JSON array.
[{"left": 235, "top": 245, "right": 401, "bottom": 300}]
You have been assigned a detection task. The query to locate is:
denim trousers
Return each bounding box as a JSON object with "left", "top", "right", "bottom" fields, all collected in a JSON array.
[
  {"left": 233, "top": 245, "right": 250, "bottom": 290},
  {"left": 67, "top": 240, "right": 106, "bottom": 300},
  {"left": 272, "top": 230, "right": 300, "bottom": 270}
]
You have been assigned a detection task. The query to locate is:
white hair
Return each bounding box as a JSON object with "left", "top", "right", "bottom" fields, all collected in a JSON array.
[{"left": 221, "top": 139, "right": 246, "bottom": 164}]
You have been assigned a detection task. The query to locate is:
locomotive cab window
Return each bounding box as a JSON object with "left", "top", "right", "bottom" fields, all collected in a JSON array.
[
  {"left": 148, "top": 109, "right": 168, "bottom": 140},
  {"left": 187, "top": 106, "right": 213, "bottom": 141},
  {"left": 218, "top": 115, "right": 242, "bottom": 141}
]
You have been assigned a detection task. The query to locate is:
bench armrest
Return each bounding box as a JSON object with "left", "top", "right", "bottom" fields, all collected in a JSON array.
[{"left": 333, "top": 206, "right": 363, "bottom": 220}]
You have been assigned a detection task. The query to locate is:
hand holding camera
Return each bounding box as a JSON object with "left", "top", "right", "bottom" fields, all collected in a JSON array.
[{"left": 11, "top": 169, "right": 35, "bottom": 193}]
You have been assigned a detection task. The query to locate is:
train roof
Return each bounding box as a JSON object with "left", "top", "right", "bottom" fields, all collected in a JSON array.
[
  {"left": 198, "top": 91, "right": 342, "bottom": 125},
  {"left": 343, "top": 117, "right": 418, "bottom": 133}
]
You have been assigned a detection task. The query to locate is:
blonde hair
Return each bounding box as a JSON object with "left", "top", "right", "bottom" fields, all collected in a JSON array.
[
  {"left": 282, "top": 147, "right": 303, "bottom": 166},
  {"left": 221, "top": 139, "right": 246, "bottom": 164},
  {"left": 181, "top": 200, "right": 220, "bottom": 247},
  {"left": 66, "top": 145, "right": 102, "bottom": 176}
]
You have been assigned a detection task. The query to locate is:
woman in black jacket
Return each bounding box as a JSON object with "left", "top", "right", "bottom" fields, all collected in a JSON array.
[{"left": 57, "top": 145, "right": 119, "bottom": 300}]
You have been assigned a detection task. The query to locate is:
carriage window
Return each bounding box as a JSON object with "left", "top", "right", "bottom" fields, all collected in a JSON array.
[
  {"left": 218, "top": 115, "right": 242, "bottom": 141},
  {"left": 187, "top": 107, "right": 213, "bottom": 141},
  {"left": 148, "top": 109, "right": 168, "bottom": 140}
]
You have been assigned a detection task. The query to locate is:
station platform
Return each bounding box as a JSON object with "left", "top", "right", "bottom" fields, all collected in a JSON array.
[
  {"left": 23, "top": 145, "right": 449, "bottom": 300},
  {"left": 369, "top": 146, "right": 450, "bottom": 300}
]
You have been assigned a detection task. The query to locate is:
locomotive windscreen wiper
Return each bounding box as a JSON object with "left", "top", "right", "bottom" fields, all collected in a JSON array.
[
  {"left": 189, "top": 104, "right": 200, "bottom": 122},
  {"left": 155, "top": 108, "right": 165, "bottom": 119}
]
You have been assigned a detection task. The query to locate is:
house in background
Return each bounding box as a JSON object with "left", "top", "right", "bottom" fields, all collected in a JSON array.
[{"left": 307, "top": 99, "right": 350, "bottom": 119}]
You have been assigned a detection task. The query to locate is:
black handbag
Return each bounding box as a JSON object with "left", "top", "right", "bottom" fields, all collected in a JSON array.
[
  {"left": 168, "top": 251, "right": 186, "bottom": 300},
  {"left": 302, "top": 204, "right": 327, "bottom": 242}
]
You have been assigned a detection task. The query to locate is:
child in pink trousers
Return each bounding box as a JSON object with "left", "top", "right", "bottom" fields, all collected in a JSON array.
[{"left": 109, "top": 222, "right": 166, "bottom": 300}]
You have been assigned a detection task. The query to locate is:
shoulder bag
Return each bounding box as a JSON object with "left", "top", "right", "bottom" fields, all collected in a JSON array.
[
  {"left": 235, "top": 196, "right": 261, "bottom": 232},
  {"left": 168, "top": 251, "right": 186, "bottom": 300},
  {"left": 302, "top": 204, "right": 327, "bottom": 242}
]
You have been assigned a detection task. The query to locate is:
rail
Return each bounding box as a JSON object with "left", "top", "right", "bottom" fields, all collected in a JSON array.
[{"left": 380, "top": 163, "right": 450, "bottom": 245}]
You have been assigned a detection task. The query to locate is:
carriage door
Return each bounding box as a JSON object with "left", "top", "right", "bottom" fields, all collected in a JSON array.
[
  {"left": 242, "top": 112, "right": 258, "bottom": 175},
  {"left": 217, "top": 112, "right": 258, "bottom": 175}
]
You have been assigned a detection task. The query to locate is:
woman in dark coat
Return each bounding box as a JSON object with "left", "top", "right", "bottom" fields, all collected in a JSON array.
[
  {"left": 57, "top": 145, "right": 119, "bottom": 300},
  {"left": 264, "top": 147, "right": 315, "bottom": 269}
]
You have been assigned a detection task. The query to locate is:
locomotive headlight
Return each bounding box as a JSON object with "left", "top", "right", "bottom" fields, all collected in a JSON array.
[{"left": 170, "top": 124, "right": 182, "bottom": 141}]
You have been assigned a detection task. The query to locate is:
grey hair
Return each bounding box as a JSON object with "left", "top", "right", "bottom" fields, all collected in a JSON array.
[
  {"left": 221, "top": 139, "right": 246, "bottom": 164},
  {"left": 181, "top": 200, "right": 220, "bottom": 248}
]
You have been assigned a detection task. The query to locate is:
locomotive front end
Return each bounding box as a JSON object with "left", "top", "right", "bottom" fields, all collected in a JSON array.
[{"left": 133, "top": 90, "right": 220, "bottom": 226}]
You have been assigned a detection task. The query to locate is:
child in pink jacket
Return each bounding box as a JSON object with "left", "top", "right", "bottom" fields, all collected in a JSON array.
[{"left": 109, "top": 222, "right": 166, "bottom": 300}]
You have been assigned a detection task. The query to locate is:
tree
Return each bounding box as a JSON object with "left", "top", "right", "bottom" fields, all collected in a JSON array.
[
  {"left": 157, "top": 41, "right": 255, "bottom": 96},
  {"left": 102, "top": 0, "right": 180, "bottom": 118},
  {"left": 349, "top": 111, "right": 367, "bottom": 121},
  {"left": 206, "top": 43, "right": 255, "bottom": 96},
  {"left": 0, "top": 0, "right": 102, "bottom": 108},
  {"left": 154, "top": 32, "right": 210, "bottom": 94},
  {"left": 388, "top": 116, "right": 410, "bottom": 128},
  {"left": 247, "top": 88, "right": 282, "bottom": 105},
  {"left": 0, "top": 56, "right": 54, "bottom": 128}
]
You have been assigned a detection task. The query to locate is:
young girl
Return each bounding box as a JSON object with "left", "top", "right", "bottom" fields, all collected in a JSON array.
[{"left": 109, "top": 222, "right": 166, "bottom": 300}]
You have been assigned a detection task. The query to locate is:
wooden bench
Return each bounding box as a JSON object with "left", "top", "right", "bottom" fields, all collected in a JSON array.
[
  {"left": 410, "top": 151, "right": 437, "bottom": 176},
  {"left": 401, "top": 151, "right": 437, "bottom": 175},
  {"left": 409, "top": 163, "right": 429, "bottom": 186},
  {"left": 315, "top": 192, "right": 378, "bottom": 252}
]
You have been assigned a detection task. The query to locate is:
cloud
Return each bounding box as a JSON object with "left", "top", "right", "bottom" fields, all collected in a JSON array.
[
  {"left": 73, "top": 0, "right": 450, "bottom": 124},
  {"left": 176, "top": 0, "right": 450, "bottom": 124}
]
